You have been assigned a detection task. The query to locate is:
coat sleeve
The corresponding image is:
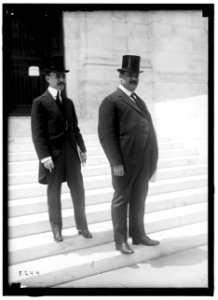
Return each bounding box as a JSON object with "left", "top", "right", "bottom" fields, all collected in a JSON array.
[
  {"left": 98, "top": 97, "right": 123, "bottom": 166},
  {"left": 31, "top": 98, "right": 51, "bottom": 160},
  {"left": 71, "top": 102, "right": 86, "bottom": 153}
]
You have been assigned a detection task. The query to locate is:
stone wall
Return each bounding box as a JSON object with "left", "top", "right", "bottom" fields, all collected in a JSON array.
[
  {"left": 148, "top": 11, "right": 208, "bottom": 102},
  {"left": 63, "top": 10, "right": 152, "bottom": 117},
  {"left": 63, "top": 10, "right": 208, "bottom": 118},
  {"left": 63, "top": 10, "right": 208, "bottom": 153}
]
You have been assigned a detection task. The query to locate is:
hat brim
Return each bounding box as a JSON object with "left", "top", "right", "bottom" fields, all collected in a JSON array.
[{"left": 117, "top": 68, "right": 143, "bottom": 73}]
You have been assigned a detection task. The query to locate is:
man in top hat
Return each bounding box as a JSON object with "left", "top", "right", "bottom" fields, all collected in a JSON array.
[
  {"left": 31, "top": 55, "right": 92, "bottom": 242},
  {"left": 98, "top": 55, "right": 159, "bottom": 254}
]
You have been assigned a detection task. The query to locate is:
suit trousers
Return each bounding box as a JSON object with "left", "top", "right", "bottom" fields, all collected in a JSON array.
[
  {"left": 46, "top": 139, "right": 88, "bottom": 232},
  {"left": 111, "top": 161, "right": 149, "bottom": 243},
  {"left": 111, "top": 134, "right": 156, "bottom": 244}
]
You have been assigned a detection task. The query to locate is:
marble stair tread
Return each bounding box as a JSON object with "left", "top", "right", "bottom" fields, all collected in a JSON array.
[
  {"left": 8, "top": 201, "right": 207, "bottom": 240},
  {"left": 8, "top": 174, "right": 208, "bottom": 203},
  {"left": 8, "top": 186, "right": 207, "bottom": 215},
  {"left": 8, "top": 163, "right": 207, "bottom": 186},
  {"left": 9, "top": 186, "right": 113, "bottom": 206},
  {"left": 8, "top": 148, "right": 198, "bottom": 163},
  {"left": 7, "top": 135, "right": 173, "bottom": 144},
  {"left": 9, "top": 203, "right": 207, "bottom": 251},
  {"left": 8, "top": 173, "right": 207, "bottom": 192},
  {"left": 8, "top": 142, "right": 185, "bottom": 161},
  {"left": 8, "top": 135, "right": 172, "bottom": 145},
  {"left": 9, "top": 163, "right": 207, "bottom": 177},
  {"left": 8, "top": 174, "right": 207, "bottom": 202},
  {"left": 8, "top": 134, "right": 101, "bottom": 141},
  {"left": 9, "top": 202, "right": 111, "bottom": 226},
  {"left": 8, "top": 155, "right": 207, "bottom": 174},
  {"left": 9, "top": 164, "right": 110, "bottom": 176},
  {"left": 8, "top": 221, "right": 207, "bottom": 287},
  {"left": 9, "top": 193, "right": 207, "bottom": 228}
]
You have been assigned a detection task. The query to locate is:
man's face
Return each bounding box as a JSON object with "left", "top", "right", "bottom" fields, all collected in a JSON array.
[
  {"left": 46, "top": 72, "right": 66, "bottom": 91},
  {"left": 120, "top": 71, "right": 139, "bottom": 92}
]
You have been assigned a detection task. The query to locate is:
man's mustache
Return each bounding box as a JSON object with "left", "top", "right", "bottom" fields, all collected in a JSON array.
[
  {"left": 57, "top": 82, "right": 65, "bottom": 86},
  {"left": 130, "top": 80, "right": 138, "bottom": 84}
]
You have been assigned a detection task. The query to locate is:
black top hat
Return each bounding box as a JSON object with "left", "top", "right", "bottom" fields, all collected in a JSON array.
[
  {"left": 117, "top": 55, "right": 143, "bottom": 73},
  {"left": 43, "top": 55, "right": 69, "bottom": 73}
]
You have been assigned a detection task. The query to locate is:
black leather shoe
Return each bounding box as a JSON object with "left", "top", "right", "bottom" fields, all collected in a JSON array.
[
  {"left": 53, "top": 231, "right": 63, "bottom": 242},
  {"left": 116, "top": 242, "right": 134, "bottom": 254},
  {"left": 78, "top": 229, "right": 93, "bottom": 238},
  {"left": 132, "top": 235, "right": 160, "bottom": 246}
]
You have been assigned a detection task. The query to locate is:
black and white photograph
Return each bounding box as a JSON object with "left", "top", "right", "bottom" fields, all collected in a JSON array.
[{"left": 2, "top": 1, "right": 214, "bottom": 296}]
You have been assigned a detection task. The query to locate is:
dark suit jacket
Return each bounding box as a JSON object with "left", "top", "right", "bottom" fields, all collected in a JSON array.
[
  {"left": 98, "top": 88, "right": 158, "bottom": 179},
  {"left": 31, "top": 90, "right": 86, "bottom": 184}
]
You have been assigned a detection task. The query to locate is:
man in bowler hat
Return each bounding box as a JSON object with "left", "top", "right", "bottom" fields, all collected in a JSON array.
[
  {"left": 31, "top": 56, "right": 92, "bottom": 242},
  {"left": 98, "top": 55, "right": 159, "bottom": 254}
]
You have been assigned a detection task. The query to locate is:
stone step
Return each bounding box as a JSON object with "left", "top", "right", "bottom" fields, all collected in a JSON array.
[
  {"left": 8, "top": 134, "right": 101, "bottom": 142},
  {"left": 8, "top": 163, "right": 207, "bottom": 185},
  {"left": 8, "top": 139, "right": 102, "bottom": 151},
  {"left": 8, "top": 135, "right": 171, "bottom": 145},
  {"left": 8, "top": 189, "right": 207, "bottom": 239},
  {"left": 8, "top": 155, "right": 206, "bottom": 173},
  {"left": 8, "top": 186, "right": 207, "bottom": 218},
  {"left": 9, "top": 164, "right": 109, "bottom": 185},
  {"left": 8, "top": 174, "right": 207, "bottom": 201},
  {"left": 8, "top": 141, "right": 184, "bottom": 155},
  {"left": 8, "top": 147, "right": 197, "bottom": 164},
  {"left": 8, "top": 194, "right": 207, "bottom": 265},
  {"left": 8, "top": 221, "right": 207, "bottom": 287},
  {"left": 55, "top": 229, "right": 208, "bottom": 289}
]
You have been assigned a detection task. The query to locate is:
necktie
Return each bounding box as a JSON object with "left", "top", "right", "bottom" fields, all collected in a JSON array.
[
  {"left": 56, "top": 91, "right": 62, "bottom": 108},
  {"left": 56, "top": 91, "right": 65, "bottom": 118},
  {"left": 130, "top": 92, "right": 137, "bottom": 103}
]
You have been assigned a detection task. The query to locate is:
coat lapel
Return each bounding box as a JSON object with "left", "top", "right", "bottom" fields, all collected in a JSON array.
[
  {"left": 117, "top": 88, "right": 145, "bottom": 117},
  {"left": 62, "top": 96, "right": 72, "bottom": 126},
  {"left": 43, "top": 90, "right": 65, "bottom": 121},
  {"left": 133, "top": 94, "right": 152, "bottom": 120}
]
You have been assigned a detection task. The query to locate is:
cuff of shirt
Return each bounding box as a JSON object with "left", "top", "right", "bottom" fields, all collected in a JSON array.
[{"left": 41, "top": 156, "right": 52, "bottom": 164}]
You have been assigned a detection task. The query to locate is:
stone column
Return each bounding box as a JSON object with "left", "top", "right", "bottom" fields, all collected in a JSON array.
[{"left": 63, "top": 11, "right": 87, "bottom": 117}]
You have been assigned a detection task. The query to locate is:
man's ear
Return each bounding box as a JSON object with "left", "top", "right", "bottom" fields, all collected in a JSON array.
[
  {"left": 45, "top": 75, "right": 50, "bottom": 83},
  {"left": 119, "top": 73, "right": 123, "bottom": 83}
]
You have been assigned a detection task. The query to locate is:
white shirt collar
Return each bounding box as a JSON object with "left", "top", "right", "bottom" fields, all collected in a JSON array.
[
  {"left": 119, "top": 84, "right": 133, "bottom": 97},
  {"left": 48, "top": 86, "right": 60, "bottom": 99}
]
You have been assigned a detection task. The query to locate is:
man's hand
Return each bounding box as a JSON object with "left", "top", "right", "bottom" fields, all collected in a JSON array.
[
  {"left": 43, "top": 158, "right": 54, "bottom": 173},
  {"left": 79, "top": 152, "right": 87, "bottom": 166},
  {"left": 150, "top": 168, "right": 157, "bottom": 183},
  {"left": 112, "top": 165, "right": 125, "bottom": 176}
]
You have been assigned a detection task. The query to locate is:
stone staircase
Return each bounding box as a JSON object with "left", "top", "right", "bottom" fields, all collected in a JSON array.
[{"left": 8, "top": 131, "right": 208, "bottom": 288}]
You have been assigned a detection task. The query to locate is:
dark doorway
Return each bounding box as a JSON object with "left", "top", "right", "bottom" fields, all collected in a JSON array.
[{"left": 3, "top": 4, "right": 64, "bottom": 115}]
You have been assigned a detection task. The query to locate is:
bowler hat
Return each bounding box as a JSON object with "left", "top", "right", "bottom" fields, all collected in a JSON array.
[
  {"left": 117, "top": 55, "right": 143, "bottom": 73},
  {"left": 43, "top": 55, "right": 69, "bottom": 73}
]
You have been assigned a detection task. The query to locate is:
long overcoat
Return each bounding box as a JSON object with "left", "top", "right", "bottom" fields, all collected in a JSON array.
[
  {"left": 98, "top": 88, "right": 158, "bottom": 180},
  {"left": 31, "top": 90, "right": 86, "bottom": 184}
]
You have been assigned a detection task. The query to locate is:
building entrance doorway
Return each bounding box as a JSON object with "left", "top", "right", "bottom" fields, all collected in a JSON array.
[{"left": 3, "top": 5, "right": 64, "bottom": 115}]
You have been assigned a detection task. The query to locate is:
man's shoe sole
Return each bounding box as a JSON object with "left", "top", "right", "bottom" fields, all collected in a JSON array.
[
  {"left": 132, "top": 240, "right": 160, "bottom": 246},
  {"left": 78, "top": 230, "right": 93, "bottom": 239},
  {"left": 53, "top": 237, "right": 63, "bottom": 242},
  {"left": 116, "top": 248, "right": 134, "bottom": 254},
  {"left": 115, "top": 245, "right": 134, "bottom": 254}
]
